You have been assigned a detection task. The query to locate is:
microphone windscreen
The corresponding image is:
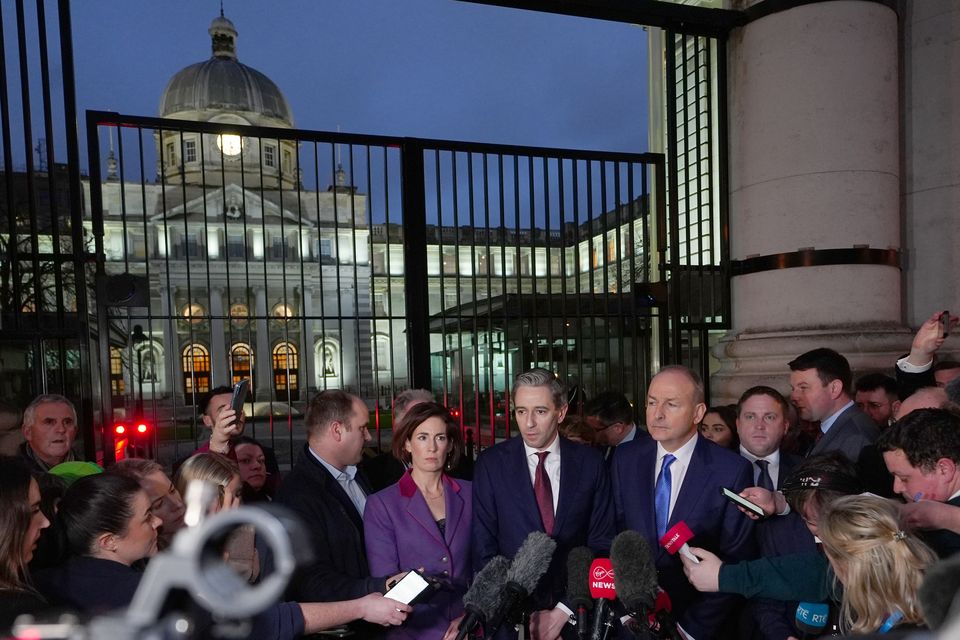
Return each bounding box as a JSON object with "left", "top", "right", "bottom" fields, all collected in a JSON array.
[
  {"left": 610, "top": 529, "right": 658, "bottom": 613},
  {"left": 566, "top": 546, "right": 594, "bottom": 610},
  {"left": 506, "top": 530, "right": 558, "bottom": 593},
  {"left": 794, "top": 602, "right": 829, "bottom": 635},
  {"left": 920, "top": 554, "right": 960, "bottom": 629},
  {"left": 464, "top": 555, "right": 510, "bottom": 620}
]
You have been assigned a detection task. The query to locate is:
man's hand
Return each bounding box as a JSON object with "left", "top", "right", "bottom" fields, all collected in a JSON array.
[
  {"left": 901, "top": 500, "right": 960, "bottom": 533},
  {"left": 680, "top": 546, "right": 722, "bottom": 592},
  {"left": 529, "top": 607, "right": 569, "bottom": 640},
  {"left": 358, "top": 593, "right": 411, "bottom": 626},
  {"left": 738, "top": 487, "right": 784, "bottom": 518},
  {"left": 384, "top": 570, "right": 409, "bottom": 591},
  {"left": 209, "top": 407, "right": 244, "bottom": 452},
  {"left": 442, "top": 615, "right": 464, "bottom": 640},
  {"left": 907, "top": 311, "right": 957, "bottom": 367}
]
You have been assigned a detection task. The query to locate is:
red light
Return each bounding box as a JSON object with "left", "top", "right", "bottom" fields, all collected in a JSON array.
[
  {"left": 114, "top": 424, "right": 125, "bottom": 435},
  {"left": 136, "top": 423, "right": 148, "bottom": 434}
]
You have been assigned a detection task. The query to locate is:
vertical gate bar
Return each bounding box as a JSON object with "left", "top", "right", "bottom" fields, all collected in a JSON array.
[
  {"left": 665, "top": 31, "right": 680, "bottom": 365},
  {"left": 435, "top": 149, "right": 449, "bottom": 405},
  {"left": 0, "top": 4, "right": 22, "bottom": 332},
  {"left": 497, "top": 153, "right": 509, "bottom": 444},
  {"left": 400, "top": 138, "right": 430, "bottom": 390},
  {"left": 450, "top": 151, "right": 464, "bottom": 433}
]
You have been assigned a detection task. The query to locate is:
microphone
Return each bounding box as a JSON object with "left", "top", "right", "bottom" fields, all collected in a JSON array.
[
  {"left": 610, "top": 530, "right": 658, "bottom": 639},
  {"left": 794, "top": 602, "right": 829, "bottom": 639},
  {"left": 454, "top": 555, "right": 510, "bottom": 640},
  {"left": 566, "top": 547, "right": 594, "bottom": 640},
  {"left": 485, "top": 531, "right": 558, "bottom": 637},
  {"left": 659, "top": 522, "right": 699, "bottom": 564},
  {"left": 588, "top": 558, "right": 616, "bottom": 640}
]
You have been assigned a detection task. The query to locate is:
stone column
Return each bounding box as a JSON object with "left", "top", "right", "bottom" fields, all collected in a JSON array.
[
  {"left": 712, "top": 1, "right": 912, "bottom": 403},
  {"left": 160, "top": 286, "right": 181, "bottom": 400},
  {"left": 301, "top": 286, "right": 316, "bottom": 391},
  {"left": 209, "top": 287, "right": 227, "bottom": 387},
  {"left": 254, "top": 287, "right": 273, "bottom": 399},
  {"left": 902, "top": 1, "right": 960, "bottom": 331}
]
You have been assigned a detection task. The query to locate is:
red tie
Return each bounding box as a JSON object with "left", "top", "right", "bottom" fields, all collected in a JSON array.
[{"left": 534, "top": 451, "right": 555, "bottom": 535}]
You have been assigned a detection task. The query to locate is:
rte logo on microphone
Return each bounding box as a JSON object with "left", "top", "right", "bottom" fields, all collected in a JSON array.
[{"left": 589, "top": 558, "right": 617, "bottom": 599}]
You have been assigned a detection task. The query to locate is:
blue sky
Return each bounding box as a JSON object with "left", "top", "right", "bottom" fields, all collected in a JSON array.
[{"left": 68, "top": 1, "right": 648, "bottom": 153}]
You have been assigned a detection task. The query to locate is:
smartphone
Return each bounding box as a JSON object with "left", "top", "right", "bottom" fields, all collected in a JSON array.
[
  {"left": 231, "top": 379, "right": 250, "bottom": 414},
  {"left": 942, "top": 311, "right": 951, "bottom": 338},
  {"left": 720, "top": 487, "right": 765, "bottom": 518},
  {"left": 383, "top": 569, "right": 431, "bottom": 605}
]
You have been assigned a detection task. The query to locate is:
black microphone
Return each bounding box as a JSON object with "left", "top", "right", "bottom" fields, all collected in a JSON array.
[
  {"left": 485, "top": 531, "right": 558, "bottom": 638},
  {"left": 455, "top": 555, "right": 510, "bottom": 640},
  {"left": 566, "top": 546, "right": 594, "bottom": 640},
  {"left": 610, "top": 530, "right": 659, "bottom": 639},
  {"left": 920, "top": 554, "right": 960, "bottom": 630}
]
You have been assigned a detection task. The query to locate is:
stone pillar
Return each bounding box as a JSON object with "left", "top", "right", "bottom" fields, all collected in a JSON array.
[
  {"left": 209, "top": 287, "right": 227, "bottom": 387},
  {"left": 301, "top": 286, "right": 316, "bottom": 391},
  {"left": 712, "top": 1, "right": 912, "bottom": 403},
  {"left": 903, "top": 1, "right": 960, "bottom": 329},
  {"left": 160, "top": 286, "right": 181, "bottom": 400},
  {"left": 254, "top": 287, "right": 273, "bottom": 399}
]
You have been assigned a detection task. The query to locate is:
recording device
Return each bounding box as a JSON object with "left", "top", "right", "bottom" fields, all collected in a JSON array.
[
  {"left": 454, "top": 555, "right": 510, "bottom": 640},
  {"left": 231, "top": 378, "right": 249, "bottom": 414},
  {"left": 611, "top": 530, "right": 680, "bottom": 640},
  {"left": 794, "top": 602, "right": 829, "bottom": 638},
  {"left": 384, "top": 569, "right": 432, "bottom": 605},
  {"left": 13, "top": 503, "right": 312, "bottom": 639},
  {"left": 942, "top": 311, "right": 951, "bottom": 338},
  {"left": 484, "top": 531, "right": 557, "bottom": 638},
  {"left": 588, "top": 558, "right": 617, "bottom": 640},
  {"left": 566, "top": 547, "right": 595, "bottom": 640},
  {"left": 720, "top": 487, "right": 765, "bottom": 518},
  {"left": 659, "top": 522, "right": 699, "bottom": 564}
]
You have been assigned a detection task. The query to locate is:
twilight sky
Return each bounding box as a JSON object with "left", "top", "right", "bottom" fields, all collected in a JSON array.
[{"left": 68, "top": 1, "right": 648, "bottom": 154}]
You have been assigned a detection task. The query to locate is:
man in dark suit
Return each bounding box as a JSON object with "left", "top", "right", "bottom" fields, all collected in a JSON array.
[
  {"left": 788, "top": 348, "right": 879, "bottom": 463},
  {"left": 473, "top": 368, "right": 615, "bottom": 640},
  {"left": 734, "top": 386, "right": 806, "bottom": 640},
  {"left": 612, "top": 365, "right": 755, "bottom": 640},
  {"left": 275, "top": 389, "right": 404, "bottom": 638},
  {"left": 584, "top": 390, "right": 650, "bottom": 466},
  {"left": 878, "top": 408, "right": 960, "bottom": 558}
]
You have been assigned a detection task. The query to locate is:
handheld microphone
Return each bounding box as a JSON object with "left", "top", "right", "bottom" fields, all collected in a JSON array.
[
  {"left": 610, "top": 530, "right": 658, "bottom": 638},
  {"left": 659, "top": 522, "right": 699, "bottom": 564},
  {"left": 794, "top": 602, "right": 829, "bottom": 639},
  {"left": 566, "top": 547, "right": 594, "bottom": 640},
  {"left": 485, "top": 531, "right": 558, "bottom": 637},
  {"left": 454, "top": 555, "right": 510, "bottom": 640},
  {"left": 588, "top": 558, "right": 616, "bottom": 640}
]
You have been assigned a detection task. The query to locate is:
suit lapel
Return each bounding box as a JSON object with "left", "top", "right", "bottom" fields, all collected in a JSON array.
[
  {"left": 405, "top": 487, "right": 446, "bottom": 547},
  {"left": 444, "top": 478, "right": 465, "bottom": 547},
  {"left": 670, "top": 438, "right": 712, "bottom": 531},
  {"left": 633, "top": 441, "right": 659, "bottom": 543},
  {"left": 306, "top": 451, "right": 365, "bottom": 532},
  {"left": 554, "top": 438, "right": 580, "bottom": 535},
  {"left": 509, "top": 437, "right": 543, "bottom": 532},
  {"left": 810, "top": 405, "right": 851, "bottom": 456}
]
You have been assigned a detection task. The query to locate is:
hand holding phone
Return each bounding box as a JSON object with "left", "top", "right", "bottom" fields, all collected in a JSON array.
[
  {"left": 383, "top": 570, "right": 431, "bottom": 605},
  {"left": 231, "top": 379, "right": 250, "bottom": 414},
  {"left": 941, "top": 311, "right": 951, "bottom": 338},
  {"left": 720, "top": 487, "right": 765, "bottom": 518}
]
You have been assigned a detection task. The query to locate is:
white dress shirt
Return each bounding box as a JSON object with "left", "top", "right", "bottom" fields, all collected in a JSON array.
[
  {"left": 655, "top": 433, "right": 699, "bottom": 520},
  {"left": 739, "top": 446, "right": 783, "bottom": 488}
]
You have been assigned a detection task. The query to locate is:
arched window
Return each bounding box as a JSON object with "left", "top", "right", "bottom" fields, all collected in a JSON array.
[
  {"left": 110, "top": 347, "right": 126, "bottom": 398},
  {"left": 182, "top": 343, "right": 211, "bottom": 398},
  {"left": 372, "top": 334, "right": 391, "bottom": 372},
  {"left": 231, "top": 343, "right": 254, "bottom": 387},
  {"left": 272, "top": 341, "right": 299, "bottom": 400}
]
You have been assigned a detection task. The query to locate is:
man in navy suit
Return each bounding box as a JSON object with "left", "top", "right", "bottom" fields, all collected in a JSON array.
[
  {"left": 473, "top": 368, "right": 615, "bottom": 640},
  {"left": 612, "top": 365, "right": 755, "bottom": 640}
]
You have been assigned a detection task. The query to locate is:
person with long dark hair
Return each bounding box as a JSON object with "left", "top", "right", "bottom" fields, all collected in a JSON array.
[
  {"left": 0, "top": 456, "right": 50, "bottom": 629},
  {"left": 364, "top": 402, "right": 472, "bottom": 640}
]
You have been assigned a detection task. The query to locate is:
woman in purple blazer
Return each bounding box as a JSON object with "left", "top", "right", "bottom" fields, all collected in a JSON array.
[{"left": 364, "top": 402, "right": 472, "bottom": 640}]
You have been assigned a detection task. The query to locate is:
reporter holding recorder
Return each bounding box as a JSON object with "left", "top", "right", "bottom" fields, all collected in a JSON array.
[{"left": 363, "top": 402, "right": 473, "bottom": 640}]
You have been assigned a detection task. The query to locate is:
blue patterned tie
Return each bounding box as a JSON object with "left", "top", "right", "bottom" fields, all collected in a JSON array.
[{"left": 655, "top": 454, "right": 676, "bottom": 540}]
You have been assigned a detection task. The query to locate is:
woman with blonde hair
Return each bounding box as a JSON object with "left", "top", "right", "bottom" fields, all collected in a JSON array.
[
  {"left": 173, "top": 452, "right": 243, "bottom": 513},
  {"left": 818, "top": 494, "right": 937, "bottom": 634}
]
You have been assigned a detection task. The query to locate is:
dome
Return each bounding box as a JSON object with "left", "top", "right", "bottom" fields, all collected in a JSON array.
[{"left": 158, "top": 15, "right": 294, "bottom": 126}]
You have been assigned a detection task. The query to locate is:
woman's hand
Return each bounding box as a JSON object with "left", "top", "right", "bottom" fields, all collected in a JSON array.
[
  {"left": 442, "top": 614, "right": 465, "bottom": 640},
  {"left": 359, "top": 593, "right": 411, "bottom": 626},
  {"left": 680, "top": 546, "right": 722, "bottom": 592}
]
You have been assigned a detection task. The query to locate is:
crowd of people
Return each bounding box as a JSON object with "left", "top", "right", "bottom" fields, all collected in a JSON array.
[{"left": 2, "top": 310, "right": 960, "bottom": 638}]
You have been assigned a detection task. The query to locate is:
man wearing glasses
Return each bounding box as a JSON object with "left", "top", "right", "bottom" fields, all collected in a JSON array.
[{"left": 583, "top": 391, "right": 648, "bottom": 463}]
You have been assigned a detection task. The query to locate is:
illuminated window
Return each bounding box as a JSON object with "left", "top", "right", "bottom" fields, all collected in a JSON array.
[
  {"left": 272, "top": 341, "right": 299, "bottom": 397},
  {"left": 110, "top": 347, "right": 125, "bottom": 397},
  {"left": 230, "top": 343, "right": 254, "bottom": 386},
  {"left": 182, "top": 343, "right": 211, "bottom": 397}
]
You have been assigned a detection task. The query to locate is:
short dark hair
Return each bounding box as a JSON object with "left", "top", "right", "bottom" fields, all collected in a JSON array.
[
  {"left": 876, "top": 408, "right": 960, "bottom": 470},
  {"left": 854, "top": 373, "right": 898, "bottom": 396},
  {"left": 391, "top": 402, "right": 462, "bottom": 470},
  {"left": 583, "top": 391, "right": 634, "bottom": 427},
  {"left": 200, "top": 385, "right": 234, "bottom": 416},
  {"left": 305, "top": 389, "right": 358, "bottom": 439},
  {"left": 704, "top": 405, "right": 737, "bottom": 430},
  {"left": 788, "top": 348, "right": 852, "bottom": 392},
  {"left": 57, "top": 474, "right": 143, "bottom": 557},
  {"left": 737, "top": 386, "right": 789, "bottom": 416},
  {"left": 781, "top": 452, "right": 863, "bottom": 516}
]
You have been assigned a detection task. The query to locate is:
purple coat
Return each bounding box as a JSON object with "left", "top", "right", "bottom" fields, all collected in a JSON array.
[{"left": 364, "top": 471, "right": 472, "bottom": 640}]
